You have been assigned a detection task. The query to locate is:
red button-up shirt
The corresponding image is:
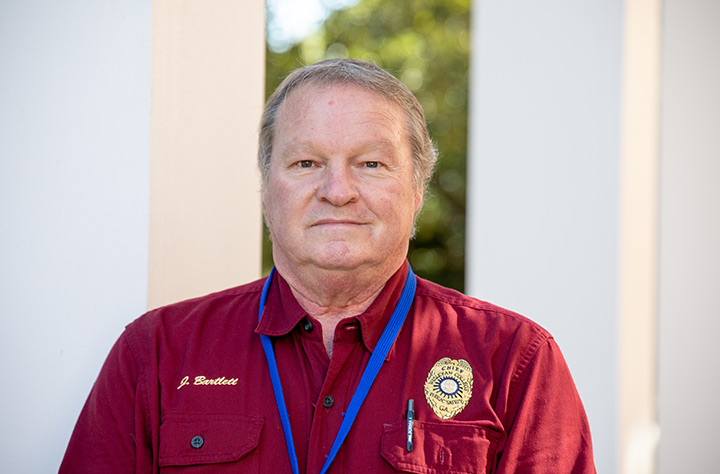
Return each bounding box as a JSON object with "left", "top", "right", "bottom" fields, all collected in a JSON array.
[{"left": 61, "top": 262, "right": 595, "bottom": 473}]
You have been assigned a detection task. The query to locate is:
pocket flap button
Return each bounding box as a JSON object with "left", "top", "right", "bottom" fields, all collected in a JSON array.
[{"left": 190, "top": 435, "right": 204, "bottom": 449}]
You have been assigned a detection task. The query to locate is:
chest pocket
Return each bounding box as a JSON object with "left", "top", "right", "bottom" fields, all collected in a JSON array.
[
  {"left": 158, "top": 413, "right": 263, "bottom": 472},
  {"left": 380, "top": 419, "right": 501, "bottom": 474}
]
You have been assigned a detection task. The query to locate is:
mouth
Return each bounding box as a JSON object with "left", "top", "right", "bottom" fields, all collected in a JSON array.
[{"left": 311, "top": 219, "right": 365, "bottom": 227}]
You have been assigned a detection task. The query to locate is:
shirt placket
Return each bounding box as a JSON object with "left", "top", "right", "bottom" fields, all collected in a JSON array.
[{"left": 305, "top": 320, "right": 366, "bottom": 474}]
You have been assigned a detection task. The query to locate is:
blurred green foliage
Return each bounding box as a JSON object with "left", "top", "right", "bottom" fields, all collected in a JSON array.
[{"left": 264, "top": 0, "right": 469, "bottom": 291}]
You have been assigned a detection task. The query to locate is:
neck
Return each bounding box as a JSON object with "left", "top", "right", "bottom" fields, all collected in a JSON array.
[
  {"left": 275, "top": 262, "right": 402, "bottom": 356},
  {"left": 285, "top": 270, "right": 386, "bottom": 317}
]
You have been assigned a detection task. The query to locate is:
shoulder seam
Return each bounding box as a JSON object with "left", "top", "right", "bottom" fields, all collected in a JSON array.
[
  {"left": 507, "top": 334, "right": 554, "bottom": 412},
  {"left": 414, "top": 280, "right": 549, "bottom": 333},
  {"left": 120, "top": 327, "right": 153, "bottom": 434}
]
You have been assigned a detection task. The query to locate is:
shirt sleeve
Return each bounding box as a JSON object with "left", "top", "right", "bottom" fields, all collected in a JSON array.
[
  {"left": 495, "top": 337, "right": 596, "bottom": 473},
  {"left": 59, "top": 330, "right": 154, "bottom": 474}
]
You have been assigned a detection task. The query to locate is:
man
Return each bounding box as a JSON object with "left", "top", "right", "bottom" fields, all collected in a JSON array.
[{"left": 61, "top": 58, "right": 595, "bottom": 473}]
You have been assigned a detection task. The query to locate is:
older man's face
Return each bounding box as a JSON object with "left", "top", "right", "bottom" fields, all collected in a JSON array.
[{"left": 263, "top": 84, "right": 423, "bottom": 276}]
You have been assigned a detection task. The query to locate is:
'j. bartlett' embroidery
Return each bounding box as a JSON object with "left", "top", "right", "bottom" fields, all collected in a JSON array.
[{"left": 177, "top": 375, "right": 239, "bottom": 389}]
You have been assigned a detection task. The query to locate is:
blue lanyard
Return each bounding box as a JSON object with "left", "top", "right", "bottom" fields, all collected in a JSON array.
[{"left": 259, "top": 267, "right": 417, "bottom": 474}]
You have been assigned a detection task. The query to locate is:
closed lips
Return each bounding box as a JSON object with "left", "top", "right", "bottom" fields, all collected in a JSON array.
[{"left": 312, "top": 219, "right": 364, "bottom": 226}]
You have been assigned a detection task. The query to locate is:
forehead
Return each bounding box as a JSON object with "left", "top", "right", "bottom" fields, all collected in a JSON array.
[{"left": 275, "top": 83, "right": 406, "bottom": 135}]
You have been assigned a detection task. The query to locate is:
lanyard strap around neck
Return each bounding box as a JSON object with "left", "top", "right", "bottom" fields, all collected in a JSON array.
[{"left": 258, "top": 267, "right": 417, "bottom": 474}]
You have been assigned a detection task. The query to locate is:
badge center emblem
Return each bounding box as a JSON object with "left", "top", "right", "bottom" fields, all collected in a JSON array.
[{"left": 439, "top": 378, "right": 459, "bottom": 395}]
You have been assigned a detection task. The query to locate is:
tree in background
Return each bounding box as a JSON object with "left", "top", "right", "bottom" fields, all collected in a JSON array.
[{"left": 265, "top": 0, "right": 469, "bottom": 291}]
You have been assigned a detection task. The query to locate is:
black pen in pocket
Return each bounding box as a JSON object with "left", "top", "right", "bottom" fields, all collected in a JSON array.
[{"left": 406, "top": 399, "right": 414, "bottom": 452}]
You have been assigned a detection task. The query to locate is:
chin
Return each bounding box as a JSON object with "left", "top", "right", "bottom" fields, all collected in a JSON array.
[
  {"left": 312, "top": 256, "right": 367, "bottom": 272},
  {"left": 312, "top": 248, "right": 400, "bottom": 273},
  {"left": 308, "top": 250, "right": 375, "bottom": 272}
]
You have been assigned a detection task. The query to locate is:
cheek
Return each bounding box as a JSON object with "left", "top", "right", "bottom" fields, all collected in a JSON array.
[
  {"left": 264, "top": 182, "right": 306, "bottom": 228},
  {"left": 263, "top": 188, "right": 285, "bottom": 229},
  {"left": 371, "top": 187, "right": 416, "bottom": 224}
]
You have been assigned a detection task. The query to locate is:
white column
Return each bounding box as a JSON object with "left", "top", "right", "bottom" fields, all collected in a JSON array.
[
  {"left": 0, "top": 1, "right": 151, "bottom": 472},
  {"left": 657, "top": 1, "right": 720, "bottom": 472},
  {"left": 467, "top": 2, "right": 625, "bottom": 473},
  {"left": 469, "top": 1, "right": 720, "bottom": 473}
]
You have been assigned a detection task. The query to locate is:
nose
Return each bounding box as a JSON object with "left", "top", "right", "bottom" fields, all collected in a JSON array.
[{"left": 316, "top": 164, "right": 359, "bottom": 206}]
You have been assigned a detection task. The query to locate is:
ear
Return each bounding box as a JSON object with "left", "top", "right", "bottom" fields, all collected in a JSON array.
[{"left": 414, "top": 187, "right": 424, "bottom": 213}]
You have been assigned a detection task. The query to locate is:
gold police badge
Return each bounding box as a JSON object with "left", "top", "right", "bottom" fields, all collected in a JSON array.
[{"left": 424, "top": 358, "right": 473, "bottom": 419}]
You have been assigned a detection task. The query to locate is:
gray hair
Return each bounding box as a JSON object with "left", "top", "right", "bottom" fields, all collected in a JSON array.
[{"left": 258, "top": 58, "right": 437, "bottom": 192}]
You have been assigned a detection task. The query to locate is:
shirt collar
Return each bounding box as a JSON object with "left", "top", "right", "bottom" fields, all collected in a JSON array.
[
  {"left": 255, "top": 261, "right": 411, "bottom": 355},
  {"left": 255, "top": 270, "right": 308, "bottom": 337}
]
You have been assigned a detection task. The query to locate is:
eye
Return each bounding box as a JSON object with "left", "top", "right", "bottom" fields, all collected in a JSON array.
[
  {"left": 364, "top": 161, "right": 380, "bottom": 168},
  {"left": 298, "top": 160, "right": 314, "bottom": 168}
]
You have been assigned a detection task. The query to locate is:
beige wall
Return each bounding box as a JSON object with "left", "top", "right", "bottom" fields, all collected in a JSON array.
[
  {"left": 148, "top": 0, "right": 265, "bottom": 309},
  {"left": 618, "top": 0, "right": 662, "bottom": 472}
]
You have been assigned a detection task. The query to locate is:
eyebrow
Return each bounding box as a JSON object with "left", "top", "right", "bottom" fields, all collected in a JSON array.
[
  {"left": 280, "top": 139, "right": 399, "bottom": 157},
  {"left": 278, "top": 141, "right": 315, "bottom": 156}
]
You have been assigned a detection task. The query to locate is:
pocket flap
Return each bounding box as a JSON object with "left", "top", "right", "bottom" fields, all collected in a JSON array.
[
  {"left": 159, "top": 413, "right": 263, "bottom": 466},
  {"left": 381, "top": 419, "right": 500, "bottom": 474}
]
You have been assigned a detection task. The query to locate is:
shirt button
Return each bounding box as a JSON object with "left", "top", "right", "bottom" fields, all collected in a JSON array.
[
  {"left": 190, "top": 435, "right": 204, "bottom": 449},
  {"left": 323, "top": 395, "right": 334, "bottom": 408},
  {"left": 303, "top": 319, "right": 314, "bottom": 333}
]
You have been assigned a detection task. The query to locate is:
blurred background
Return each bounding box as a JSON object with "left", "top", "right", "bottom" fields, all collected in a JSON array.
[
  {"left": 264, "top": 0, "right": 470, "bottom": 291},
  {"left": 1, "top": 0, "right": 718, "bottom": 473}
]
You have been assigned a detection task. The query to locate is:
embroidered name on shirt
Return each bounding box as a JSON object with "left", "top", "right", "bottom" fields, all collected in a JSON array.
[
  {"left": 424, "top": 358, "right": 474, "bottom": 419},
  {"left": 177, "top": 375, "right": 239, "bottom": 390}
]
